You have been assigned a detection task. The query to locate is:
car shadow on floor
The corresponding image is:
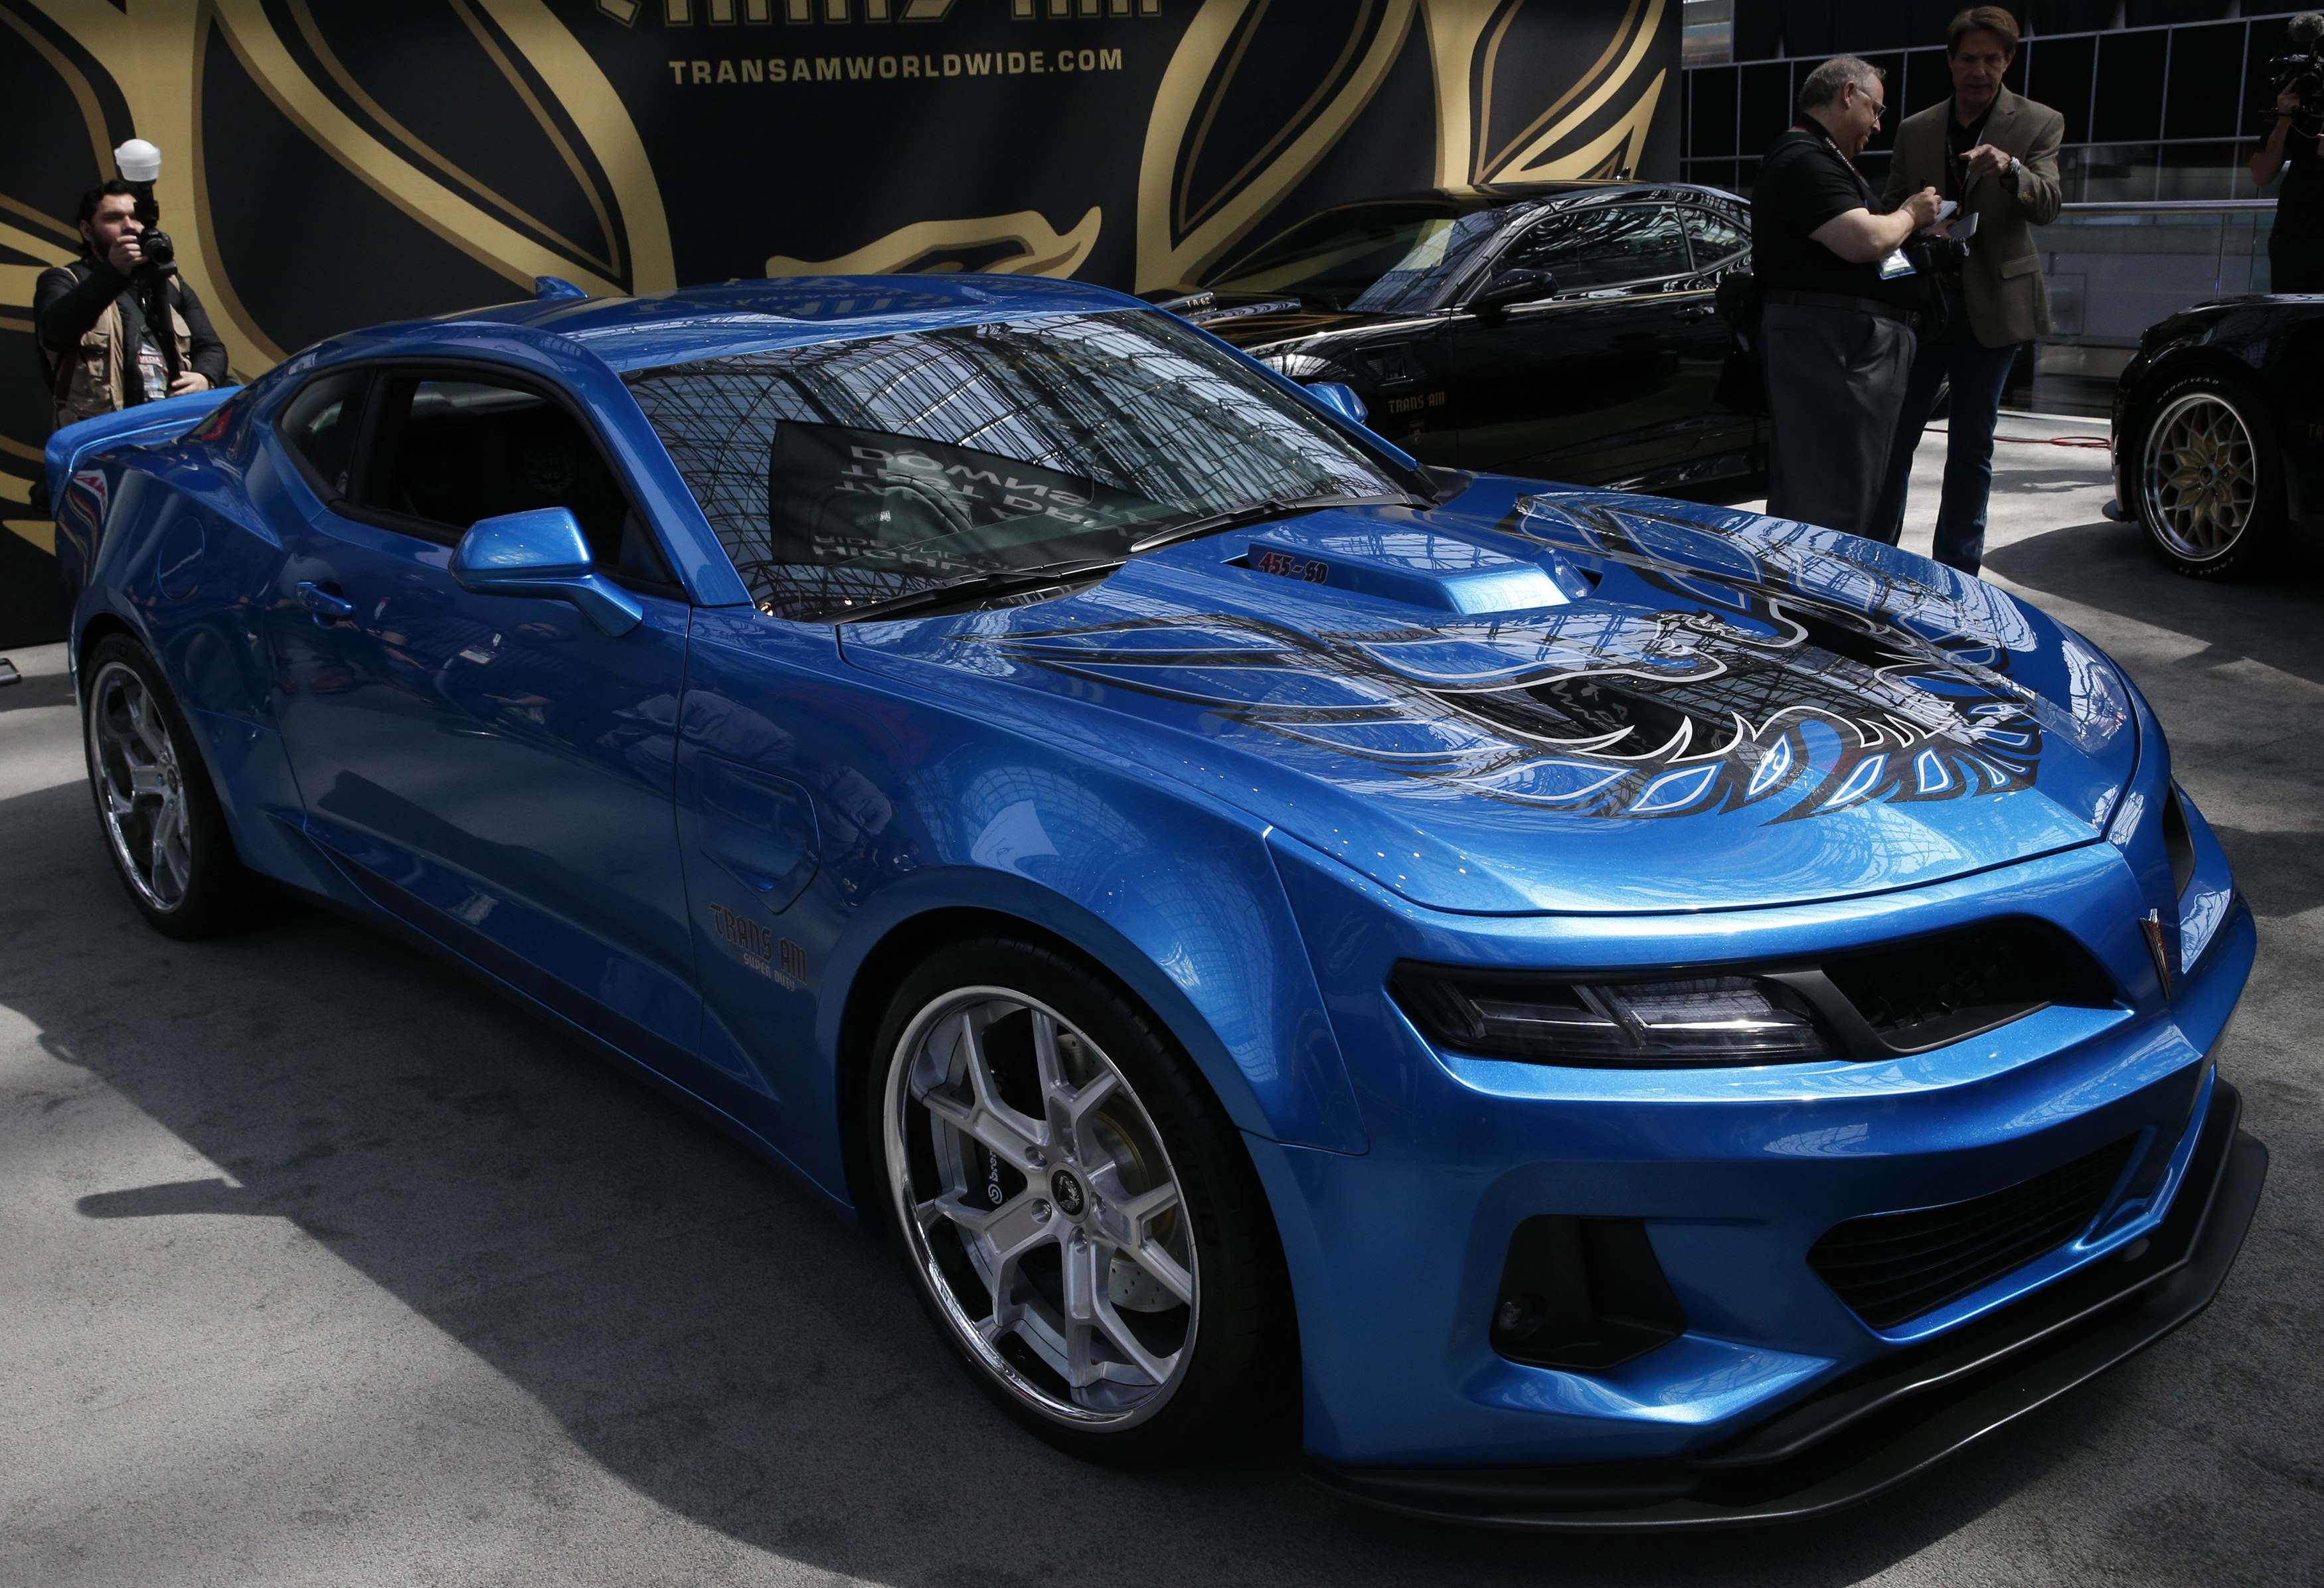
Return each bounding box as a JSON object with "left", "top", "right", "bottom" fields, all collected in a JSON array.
[
  {"left": 0, "top": 669, "right": 75, "bottom": 715},
  {"left": 0, "top": 773, "right": 2157, "bottom": 1587},
  {"left": 1981, "top": 516, "right": 2324, "bottom": 690}
]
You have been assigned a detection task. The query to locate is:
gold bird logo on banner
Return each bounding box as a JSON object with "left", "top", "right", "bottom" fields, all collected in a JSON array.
[{"left": 1137, "top": 0, "right": 1667, "bottom": 289}]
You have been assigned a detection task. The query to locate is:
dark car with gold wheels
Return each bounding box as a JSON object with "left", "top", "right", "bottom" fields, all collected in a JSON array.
[
  {"left": 1148, "top": 182, "right": 1765, "bottom": 499},
  {"left": 2110, "top": 295, "right": 2324, "bottom": 578}
]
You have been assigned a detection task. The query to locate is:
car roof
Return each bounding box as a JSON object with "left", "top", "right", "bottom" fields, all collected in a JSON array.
[
  {"left": 1273, "top": 180, "right": 1747, "bottom": 217},
  {"left": 310, "top": 183, "right": 1748, "bottom": 379},
  {"left": 380, "top": 273, "right": 1145, "bottom": 374}
]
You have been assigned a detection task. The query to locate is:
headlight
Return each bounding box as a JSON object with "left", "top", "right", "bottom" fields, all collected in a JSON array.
[
  {"left": 1392, "top": 967, "right": 1831, "bottom": 1066},
  {"left": 1258, "top": 350, "right": 1338, "bottom": 380}
]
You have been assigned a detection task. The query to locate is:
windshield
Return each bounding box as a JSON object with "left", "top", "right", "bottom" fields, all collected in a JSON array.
[
  {"left": 625, "top": 309, "right": 1414, "bottom": 620},
  {"left": 1206, "top": 202, "right": 1523, "bottom": 311}
]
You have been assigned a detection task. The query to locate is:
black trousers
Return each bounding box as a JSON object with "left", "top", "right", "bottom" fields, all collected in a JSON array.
[
  {"left": 1761, "top": 300, "right": 1918, "bottom": 540},
  {"left": 2271, "top": 234, "right": 2324, "bottom": 294}
]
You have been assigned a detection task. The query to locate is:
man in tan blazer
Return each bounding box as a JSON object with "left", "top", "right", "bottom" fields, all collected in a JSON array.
[{"left": 1870, "top": 7, "right": 2064, "bottom": 575}]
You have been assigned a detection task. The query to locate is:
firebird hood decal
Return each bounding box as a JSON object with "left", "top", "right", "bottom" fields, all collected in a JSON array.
[{"left": 841, "top": 487, "right": 2136, "bottom": 913}]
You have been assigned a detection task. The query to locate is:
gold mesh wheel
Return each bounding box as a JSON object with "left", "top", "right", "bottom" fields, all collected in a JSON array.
[{"left": 2140, "top": 390, "right": 2259, "bottom": 564}]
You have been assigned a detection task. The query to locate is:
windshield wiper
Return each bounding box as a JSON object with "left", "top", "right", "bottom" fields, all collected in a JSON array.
[
  {"left": 827, "top": 557, "right": 1124, "bottom": 624},
  {"left": 1127, "top": 492, "right": 1430, "bottom": 555}
]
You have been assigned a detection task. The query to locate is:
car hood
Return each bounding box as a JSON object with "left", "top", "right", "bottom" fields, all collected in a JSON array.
[
  {"left": 1160, "top": 290, "right": 1420, "bottom": 351},
  {"left": 839, "top": 481, "right": 2137, "bottom": 914}
]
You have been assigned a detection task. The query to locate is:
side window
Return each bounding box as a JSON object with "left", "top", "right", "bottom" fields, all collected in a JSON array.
[
  {"left": 1681, "top": 206, "right": 1750, "bottom": 272},
  {"left": 1492, "top": 205, "right": 1693, "bottom": 294},
  {"left": 276, "top": 370, "right": 369, "bottom": 500},
  {"left": 357, "top": 373, "right": 671, "bottom": 584}
]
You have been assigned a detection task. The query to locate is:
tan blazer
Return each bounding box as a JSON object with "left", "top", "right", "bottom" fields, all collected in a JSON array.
[{"left": 1881, "top": 86, "right": 2065, "bottom": 347}]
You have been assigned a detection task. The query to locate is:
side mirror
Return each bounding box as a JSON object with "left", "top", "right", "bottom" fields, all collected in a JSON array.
[
  {"left": 1306, "top": 380, "right": 1369, "bottom": 426},
  {"left": 1469, "top": 267, "right": 1557, "bottom": 319},
  {"left": 452, "top": 507, "right": 643, "bottom": 636}
]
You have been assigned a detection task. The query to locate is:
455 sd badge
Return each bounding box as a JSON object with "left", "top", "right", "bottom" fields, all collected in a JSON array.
[{"left": 708, "top": 902, "right": 808, "bottom": 990}]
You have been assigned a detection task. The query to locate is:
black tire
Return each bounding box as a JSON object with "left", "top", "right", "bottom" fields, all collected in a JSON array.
[
  {"left": 80, "top": 634, "right": 259, "bottom": 939},
  {"left": 2131, "top": 368, "right": 2285, "bottom": 579},
  {"left": 867, "top": 935, "right": 1286, "bottom": 1464}
]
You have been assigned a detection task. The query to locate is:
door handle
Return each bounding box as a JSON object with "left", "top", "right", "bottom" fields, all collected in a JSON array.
[
  {"left": 1674, "top": 303, "right": 1718, "bottom": 321},
  {"left": 298, "top": 580, "right": 355, "bottom": 621}
]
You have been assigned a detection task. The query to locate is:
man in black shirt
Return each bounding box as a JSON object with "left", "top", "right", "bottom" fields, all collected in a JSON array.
[
  {"left": 1751, "top": 58, "right": 1942, "bottom": 539},
  {"left": 35, "top": 181, "right": 228, "bottom": 432},
  {"left": 2253, "top": 82, "right": 2324, "bottom": 293}
]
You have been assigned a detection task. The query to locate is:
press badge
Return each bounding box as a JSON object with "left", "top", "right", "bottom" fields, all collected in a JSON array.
[{"left": 1878, "top": 249, "right": 1918, "bottom": 279}]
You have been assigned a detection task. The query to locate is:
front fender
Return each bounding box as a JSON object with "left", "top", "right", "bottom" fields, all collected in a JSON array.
[
  {"left": 679, "top": 608, "right": 1369, "bottom": 1187},
  {"left": 821, "top": 845, "right": 1369, "bottom": 1160}
]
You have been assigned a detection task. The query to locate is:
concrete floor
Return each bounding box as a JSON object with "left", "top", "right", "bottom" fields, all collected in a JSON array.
[{"left": 3, "top": 424, "right": 2319, "bottom": 1586}]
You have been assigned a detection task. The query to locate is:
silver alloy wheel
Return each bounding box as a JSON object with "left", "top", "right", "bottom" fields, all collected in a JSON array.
[
  {"left": 884, "top": 987, "right": 1198, "bottom": 1428},
  {"left": 88, "top": 660, "right": 193, "bottom": 912},
  {"left": 2141, "top": 391, "right": 2259, "bottom": 562}
]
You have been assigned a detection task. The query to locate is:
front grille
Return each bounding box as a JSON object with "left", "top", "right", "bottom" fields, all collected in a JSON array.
[
  {"left": 1808, "top": 1136, "right": 2137, "bottom": 1329},
  {"left": 2162, "top": 784, "right": 2197, "bottom": 899},
  {"left": 1821, "top": 918, "right": 2116, "bottom": 1052}
]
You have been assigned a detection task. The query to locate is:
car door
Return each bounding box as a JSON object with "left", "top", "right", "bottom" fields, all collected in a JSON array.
[
  {"left": 260, "top": 362, "right": 703, "bottom": 1067},
  {"left": 1676, "top": 200, "right": 1768, "bottom": 474},
  {"left": 1444, "top": 202, "right": 1713, "bottom": 485}
]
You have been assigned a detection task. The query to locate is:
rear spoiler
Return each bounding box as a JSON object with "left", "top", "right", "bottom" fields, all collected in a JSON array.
[{"left": 42, "top": 385, "right": 240, "bottom": 510}]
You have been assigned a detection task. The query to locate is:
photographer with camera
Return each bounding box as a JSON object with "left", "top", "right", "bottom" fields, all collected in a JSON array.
[
  {"left": 1869, "top": 7, "right": 2062, "bottom": 578},
  {"left": 34, "top": 179, "right": 226, "bottom": 433},
  {"left": 2252, "top": 13, "right": 2324, "bottom": 294}
]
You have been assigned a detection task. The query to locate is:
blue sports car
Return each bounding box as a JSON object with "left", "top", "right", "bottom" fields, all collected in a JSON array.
[{"left": 44, "top": 274, "right": 2264, "bottom": 1528}]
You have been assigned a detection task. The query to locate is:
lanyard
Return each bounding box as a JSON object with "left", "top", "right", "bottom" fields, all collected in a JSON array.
[{"left": 1793, "top": 118, "right": 1874, "bottom": 208}]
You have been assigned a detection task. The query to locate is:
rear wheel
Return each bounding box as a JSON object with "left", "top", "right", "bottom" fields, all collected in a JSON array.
[
  {"left": 870, "top": 937, "right": 1282, "bottom": 1463},
  {"left": 81, "top": 635, "right": 256, "bottom": 939},
  {"left": 2135, "top": 371, "right": 2284, "bottom": 578}
]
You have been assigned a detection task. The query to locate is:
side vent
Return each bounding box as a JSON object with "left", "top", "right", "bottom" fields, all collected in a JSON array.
[{"left": 1490, "top": 1216, "right": 1688, "bottom": 1371}]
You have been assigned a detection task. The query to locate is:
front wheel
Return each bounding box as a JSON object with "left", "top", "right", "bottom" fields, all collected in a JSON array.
[
  {"left": 870, "top": 938, "right": 1284, "bottom": 1463},
  {"left": 2135, "top": 371, "right": 2285, "bottom": 578},
  {"left": 82, "top": 635, "right": 256, "bottom": 939}
]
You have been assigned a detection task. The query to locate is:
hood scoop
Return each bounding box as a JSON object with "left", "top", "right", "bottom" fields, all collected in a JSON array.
[{"left": 1241, "top": 520, "right": 1592, "bottom": 616}]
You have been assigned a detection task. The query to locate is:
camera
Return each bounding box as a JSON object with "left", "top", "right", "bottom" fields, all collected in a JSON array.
[
  {"left": 1906, "top": 232, "right": 1970, "bottom": 276},
  {"left": 135, "top": 228, "right": 177, "bottom": 276},
  {"left": 2264, "top": 12, "right": 2323, "bottom": 128}
]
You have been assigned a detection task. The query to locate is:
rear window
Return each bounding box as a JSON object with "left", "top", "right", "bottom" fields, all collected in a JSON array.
[
  {"left": 1681, "top": 206, "right": 1750, "bottom": 269},
  {"left": 276, "top": 370, "right": 369, "bottom": 499}
]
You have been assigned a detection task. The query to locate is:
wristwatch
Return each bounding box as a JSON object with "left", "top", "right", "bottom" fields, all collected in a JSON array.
[{"left": 2006, "top": 153, "right": 2023, "bottom": 179}]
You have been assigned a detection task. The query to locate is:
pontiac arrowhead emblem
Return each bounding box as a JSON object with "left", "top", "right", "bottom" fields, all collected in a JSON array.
[{"left": 2141, "top": 909, "right": 2173, "bottom": 1000}]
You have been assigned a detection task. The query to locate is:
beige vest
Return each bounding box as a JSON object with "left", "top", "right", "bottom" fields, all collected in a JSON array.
[{"left": 52, "top": 291, "right": 193, "bottom": 432}]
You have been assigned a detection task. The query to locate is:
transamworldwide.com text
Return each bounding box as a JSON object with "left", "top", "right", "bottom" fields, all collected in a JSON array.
[{"left": 665, "top": 48, "right": 1124, "bottom": 84}]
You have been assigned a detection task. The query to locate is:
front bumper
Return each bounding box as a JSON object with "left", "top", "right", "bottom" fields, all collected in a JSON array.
[{"left": 1312, "top": 1077, "right": 2266, "bottom": 1530}]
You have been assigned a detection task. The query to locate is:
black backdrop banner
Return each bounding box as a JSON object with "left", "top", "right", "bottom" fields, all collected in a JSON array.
[{"left": 1, "top": 0, "right": 1677, "bottom": 645}]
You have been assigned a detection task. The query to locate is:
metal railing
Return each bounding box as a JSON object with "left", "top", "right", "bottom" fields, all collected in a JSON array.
[
  {"left": 2056, "top": 199, "right": 2274, "bottom": 210},
  {"left": 2036, "top": 198, "right": 2280, "bottom": 346},
  {"left": 2021, "top": 197, "right": 2284, "bottom": 412}
]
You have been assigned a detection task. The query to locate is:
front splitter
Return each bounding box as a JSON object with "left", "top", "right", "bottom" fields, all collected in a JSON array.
[{"left": 1311, "top": 1080, "right": 2268, "bottom": 1531}]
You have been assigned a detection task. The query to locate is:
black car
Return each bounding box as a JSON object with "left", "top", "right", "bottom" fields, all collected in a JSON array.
[
  {"left": 2110, "top": 295, "right": 2324, "bottom": 578},
  {"left": 1153, "top": 181, "right": 1763, "bottom": 496}
]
